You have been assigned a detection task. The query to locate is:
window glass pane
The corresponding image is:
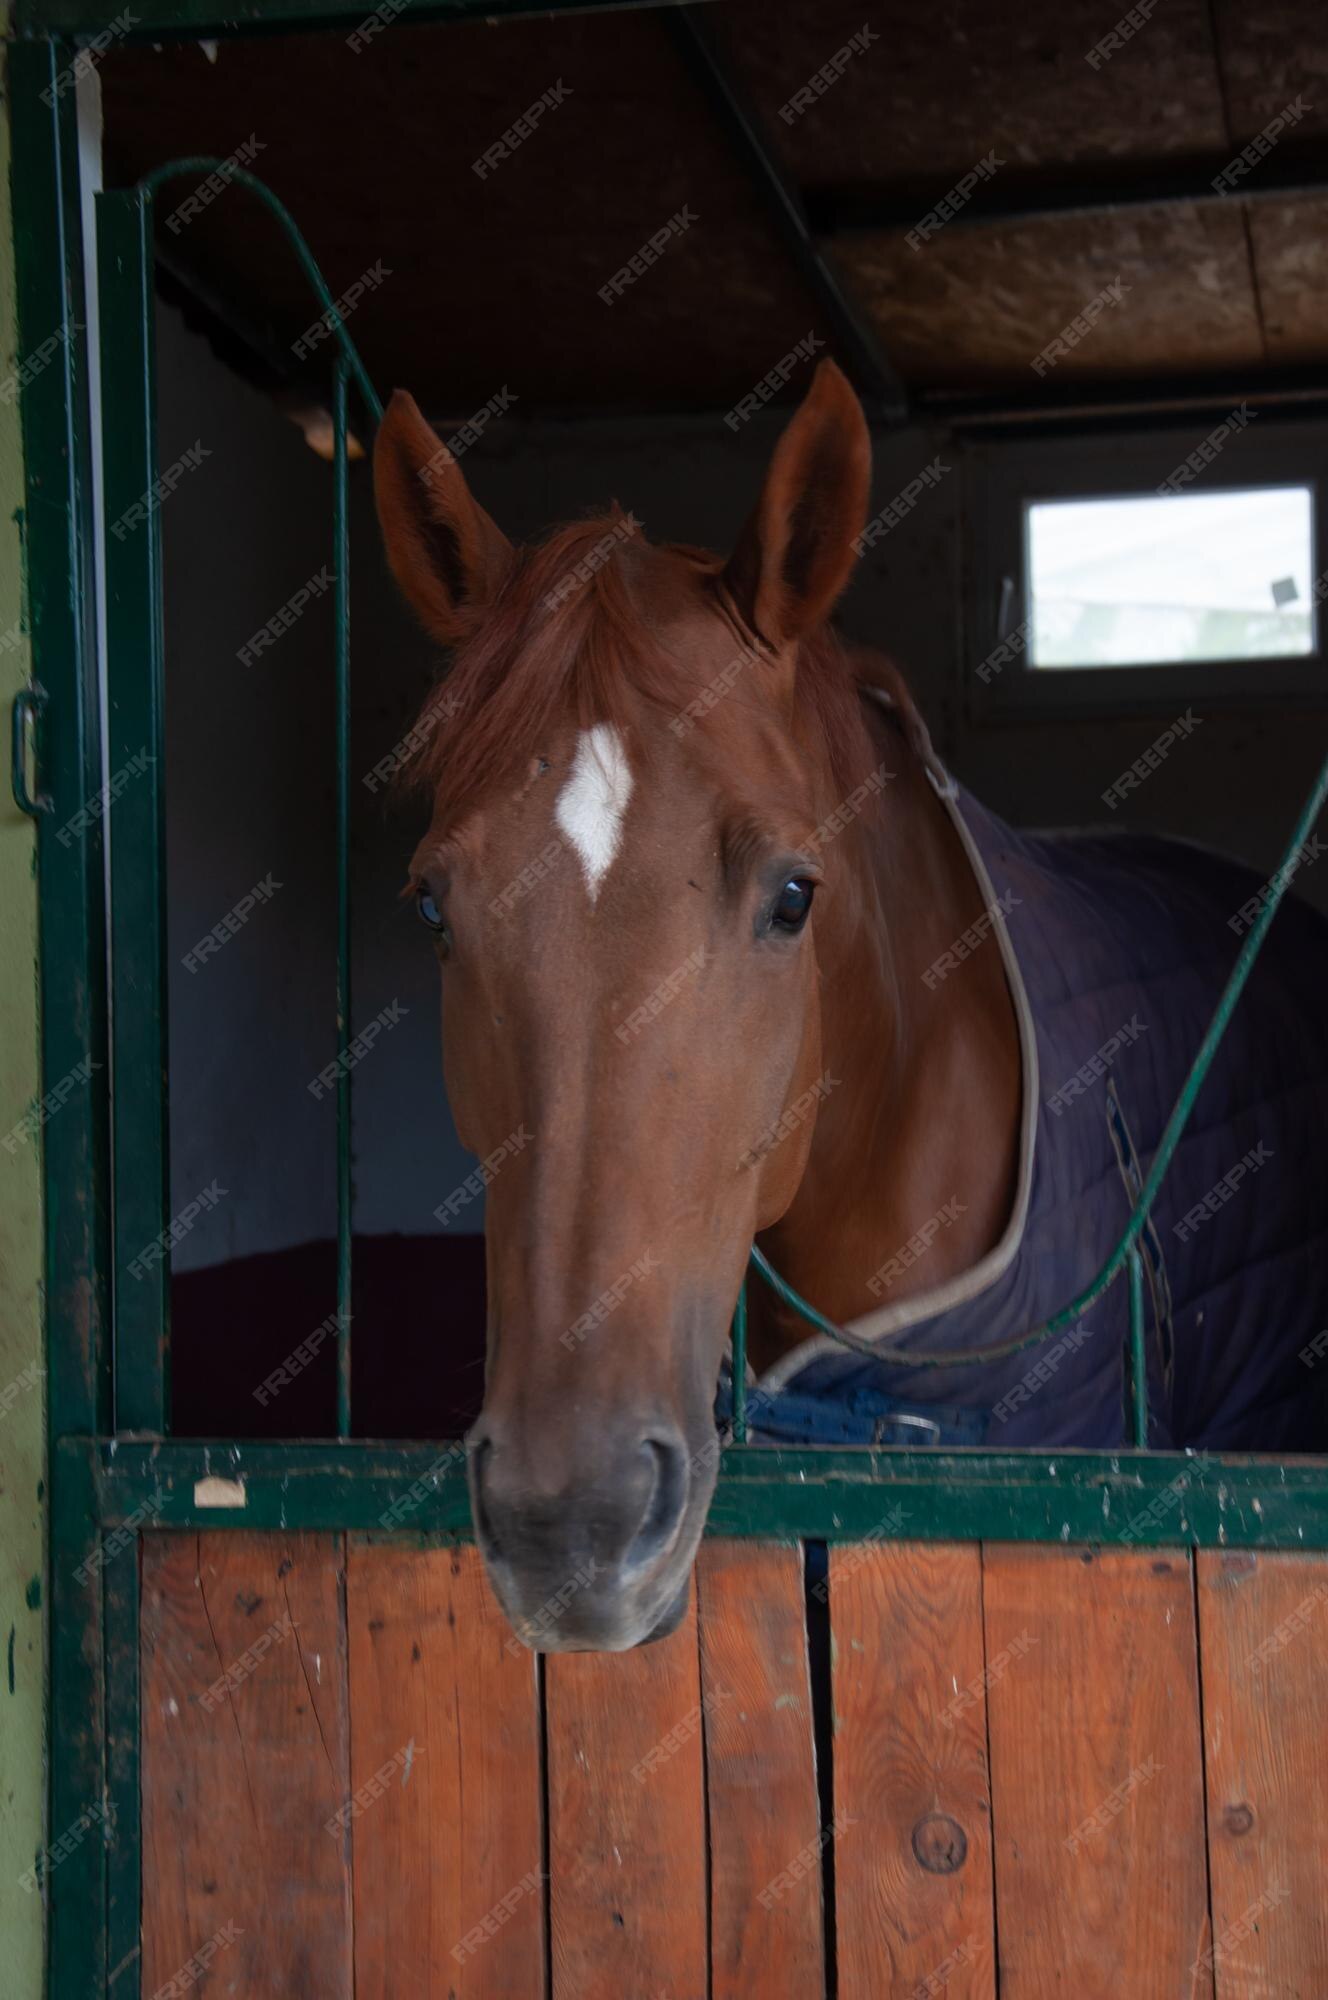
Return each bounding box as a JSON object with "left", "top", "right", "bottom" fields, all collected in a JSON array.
[{"left": 1026, "top": 487, "right": 1316, "bottom": 668}]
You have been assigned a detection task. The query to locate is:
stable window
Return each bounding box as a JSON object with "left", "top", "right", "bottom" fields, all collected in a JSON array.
[
  {"left": 968, "top": 429, "right": 1328, "bottom": 712},
  {"left": 1026, "top": 486, "right": 1316, "bottom": 668}
]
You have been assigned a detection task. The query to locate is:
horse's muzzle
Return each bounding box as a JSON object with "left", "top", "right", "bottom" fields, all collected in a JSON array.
[{"left": 466, "top": 1421, "right": 699, "bottom": 1651}]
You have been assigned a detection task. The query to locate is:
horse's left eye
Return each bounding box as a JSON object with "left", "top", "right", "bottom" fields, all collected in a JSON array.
[
  {"left": 771, "top": 878, "right": 815, "bottom": 933},
  {"left": 416, "top": 887, "right": 447, "bottom": 938}
]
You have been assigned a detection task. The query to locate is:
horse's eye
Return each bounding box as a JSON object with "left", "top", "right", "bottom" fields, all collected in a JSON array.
[
  {"left": 771, "top": 878, "right": 815, "bottom": 933},
  {"left": 416, "top": 887, "right": 448, "bottom": 939}
]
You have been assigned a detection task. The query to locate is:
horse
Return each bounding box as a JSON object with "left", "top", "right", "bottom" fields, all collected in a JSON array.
[{"left": 374, "top": 359, "right": 1328, "bottom": 1652}]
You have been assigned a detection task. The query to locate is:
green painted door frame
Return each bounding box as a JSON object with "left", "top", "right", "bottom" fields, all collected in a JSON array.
[
  {"left": 9, "top": 33, "right": 113, "bottom": 1996},
  {"left": 0, "top": 33, "right": 51, "bottom": 2000}
]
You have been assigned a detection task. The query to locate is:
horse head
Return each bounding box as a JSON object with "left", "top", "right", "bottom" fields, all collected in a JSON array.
[{"left": 376, "top": 362, "right": 887, "bottom": 1649}]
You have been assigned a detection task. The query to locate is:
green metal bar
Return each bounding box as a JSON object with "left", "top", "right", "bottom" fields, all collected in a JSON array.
[
  {"left": 752, "top": 743, "right": 1328, "bottom": 1369},
  {"left": 98, "top": 186, "right": 171, "bottom": 1436},
  {"left": 730, "top": 1281, "right": 747, "bottom": 1443},
  {"left": 1127, "top": 1246, "right": 1149, "bottom": 1448},
  {"left": 13, "top": 43, "right": 115, "bottom": 1998},
  {"left": 103, "top": 1545, "right": 141, "bottom": 1995},
  {"left": 48, "top": 1438, "right": 110, "bottom": 1997},
  {"left": 80, "top": 1437, "right": 1328, "bottom": 1548},
  {"left": 138, "top": 162, "right": 382, "bottom": 427},
  {"left": 11, "top": 38, "right": 112, "bottom": 1438},
  {"left": 114, "top": 162, "right": 378, "bottom": 1433},
  {"left": 334, "top": 356, "right": 353, "bottom": 1439}
]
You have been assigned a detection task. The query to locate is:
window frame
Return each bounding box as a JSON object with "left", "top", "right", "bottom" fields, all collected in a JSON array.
[{"left": 965, "top": 421, "right": 1328, "bottom": 718}]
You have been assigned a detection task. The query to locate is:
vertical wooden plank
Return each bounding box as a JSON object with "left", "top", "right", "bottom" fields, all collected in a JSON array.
[
  {"left": 345, "top": 1543, "right": 544, "bottom": 1997},
  {"left": 983, "top": 1545, "right": 1212, "bottom": 1997},
  {"left": 546, "top": 1590, "right": 707, "bottom": 2000},
  {"left": 830, "top": 1542, "right": 996, "bottom": 1999},
  {"left": 140, "top": 1531, "right": 352, "bottom": 1997},
  {"left": 697, "top": 1541, "right": 824, "bottom": 2000},
  {"left": 1197, "top": 1550, "right": 1328, "bottom": 1996}
]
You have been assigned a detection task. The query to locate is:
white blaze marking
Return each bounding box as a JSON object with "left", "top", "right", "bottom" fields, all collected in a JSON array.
[{"left": 555, "top": 723, "right": 634, "bottom": 901}]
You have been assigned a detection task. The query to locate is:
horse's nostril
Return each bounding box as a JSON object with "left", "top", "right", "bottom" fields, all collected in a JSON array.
[{"left": 625, "top": 1434, "right": 690, "bottom": 1575}]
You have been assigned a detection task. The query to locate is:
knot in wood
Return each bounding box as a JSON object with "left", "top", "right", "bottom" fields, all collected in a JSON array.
[{"left": 911, "top": 1811, "right": 968, "bottom": 1874}]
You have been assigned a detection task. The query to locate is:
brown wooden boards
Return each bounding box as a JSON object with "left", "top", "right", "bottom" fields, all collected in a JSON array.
[
  {"left": 830, "top": 1541, "right": 996, "bottom": 1999},
  {"left": 696, "top": 1540, "right": 824, "bottom": 1999},
  {"left": 140, "top": 1531, "right": 352, "bottom": 1998},
  {"left": 135, "top": 1529, "right": 1328, "bottom": 1998},
  {"left": 1197, "top": 1550, "right": 1328, "bottom": 1997},
  {"left": 545, "top": 1587, "right": 707, "bottom": 2000},
  {"left": 345, "top": 1540, "right": 544, "bottom": 1998},
  {"left": 983, "top": 1545, "right": 1212, "bottom": 1997}
]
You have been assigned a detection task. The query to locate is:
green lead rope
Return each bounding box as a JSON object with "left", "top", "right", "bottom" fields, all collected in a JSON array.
[
  {"left": 137, "top": 162, "right": 383, "bottom": 1438},
  {"left": 139, "top": 160, "right": 384, "bottom": 426}
]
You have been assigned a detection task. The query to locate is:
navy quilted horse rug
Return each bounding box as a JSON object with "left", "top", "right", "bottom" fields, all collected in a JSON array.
[{"left": 742, "top": 762, "right": 1328, "bottom": 1455}]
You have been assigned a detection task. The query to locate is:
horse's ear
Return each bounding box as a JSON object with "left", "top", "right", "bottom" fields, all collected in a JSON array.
[
  {"left": 373, "top": 388, "right": 513, "bottom": 645},
  {"left": 723, "top": 358, "right": 871, "bottom": 648}
]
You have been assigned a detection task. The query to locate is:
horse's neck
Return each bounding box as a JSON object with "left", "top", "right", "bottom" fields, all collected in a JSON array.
[{"left": 748, "top": 683, "right": 1022, "bottom": 1374}]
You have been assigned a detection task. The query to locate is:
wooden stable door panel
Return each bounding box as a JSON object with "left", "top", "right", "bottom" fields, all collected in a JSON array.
[
  {"left": 830, "top": 1541, "right": 996, "bottom": 1999},
  {"left": 345, "top": 1542, "right": 544, "bottom": 1998},
  {"left": 545, "top": 1587, "right": 707, "bottom": 2000},
  {"left": 1197, "top": 1551, "right": 1328, "bottom": 1997},
  {"left": 140, "top": 1531, "right": 352, "bottom": 1998},
  {"left": 983, "top": 1545, "right": 1211, "bottom": 1998},
  {"left": 697, "top": 1541, "right": 824, "bottom": 2000}
]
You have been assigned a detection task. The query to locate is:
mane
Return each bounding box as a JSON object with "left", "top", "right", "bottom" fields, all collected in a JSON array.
[{"left": 405, "top": 506, "right": 882, "bottom": 828}]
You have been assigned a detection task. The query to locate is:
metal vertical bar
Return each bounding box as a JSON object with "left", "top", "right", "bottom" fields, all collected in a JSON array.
[
  {"left": 334, "top": 356, "right": 353, "bottom": 1438},
  {"left": 49, "top": 1441, "right": 110, "bottom": 2000},
  {"left": 98, "top": 186, "right": 170, "bottom": 1436},
  {"left": 1127, "top": 1246, "right": 1149, "bottom": 1448},
  {"left": 104, "top": 1538, "right": 142, "bottom": 1993},
  {"left": 730, "top": 1281, "right": 748, "bottom": 1444},
  {"left": 12, "top": 41, "right": 113, "bottom": 1999},
  {"left": 11, "top": 37, "right": 112, "bottom": 1445}
]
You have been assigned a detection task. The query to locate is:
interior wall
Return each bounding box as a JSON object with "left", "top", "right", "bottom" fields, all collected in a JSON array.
[
  {"left": 159, "top": 298, "right": 1327, "bottom": 1269},
  {"left": 161, "top": 298, "right": 339, "bottom": 1269}
]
